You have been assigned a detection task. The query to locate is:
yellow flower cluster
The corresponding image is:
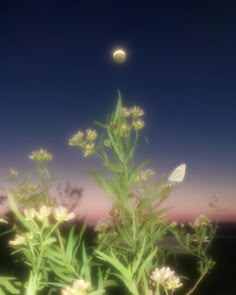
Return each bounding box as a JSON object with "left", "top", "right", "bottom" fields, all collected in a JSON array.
[
  {"left": 121, "top": 106, "right": 144, "bottom": 118},
  {"left": 29, "top": 149, "right": 53, "bottom": 162},
  {"left": 119, "top": 105, "right": 145, "bottom": 136},
  {"left": 150, "top": 266, "right": 183, "bottom": 290},
  {"left": 61, "top": 278, "right": 90, "bottom": 295},
  {"left": 69, "top": 129, "right": 97, "bottom": 157}
]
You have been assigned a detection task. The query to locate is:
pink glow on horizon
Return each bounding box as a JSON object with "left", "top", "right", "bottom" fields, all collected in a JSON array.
[
  {"left": 76, "top": 180, "right": 236, "bottom": 224},
  {"left": 0, "top": 170, "right": 235, "bottom": 224}
]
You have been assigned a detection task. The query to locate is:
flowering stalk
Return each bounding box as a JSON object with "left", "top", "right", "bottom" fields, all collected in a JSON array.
[{"left": 70, "top": 93, "right": 216, "bottom": 294}]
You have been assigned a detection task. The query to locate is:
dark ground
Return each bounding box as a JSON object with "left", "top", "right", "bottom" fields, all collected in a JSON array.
[{"left": 0, "top": 222, "right": 235, "bottom": 295}]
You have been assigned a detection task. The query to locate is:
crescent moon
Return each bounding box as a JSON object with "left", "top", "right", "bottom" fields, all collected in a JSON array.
[{"left": 112, "top": 49, "right": 127, "bottom": 63}]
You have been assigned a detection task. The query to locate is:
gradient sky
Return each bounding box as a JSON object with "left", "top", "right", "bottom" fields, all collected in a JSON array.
[{"left": 0, "top": 0, "right": 235, "bottom": 222}]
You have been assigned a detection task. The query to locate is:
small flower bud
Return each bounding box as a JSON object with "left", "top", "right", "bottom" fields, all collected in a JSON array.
[
  {"left": 133, "top": 119, "right": 145, "bottom": 130},
  {"left": 29, "top": 149, "right": 52, "bottom": 162}
]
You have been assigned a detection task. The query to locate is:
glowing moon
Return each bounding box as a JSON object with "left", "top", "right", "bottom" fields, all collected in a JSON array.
[{"left": 112, "top": 49, "right": 127, "bottom": 63}]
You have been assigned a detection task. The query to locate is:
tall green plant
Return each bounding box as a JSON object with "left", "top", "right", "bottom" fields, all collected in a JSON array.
[{"left": 69, "top": 93, "right": 216, "bottom": 295}]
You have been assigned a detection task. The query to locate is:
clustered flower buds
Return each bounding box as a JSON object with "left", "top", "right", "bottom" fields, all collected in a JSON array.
[
  {"left": 94, "top": 218, "right": 112, "bottom": 240},
  {"left": 9, "top": 205, "right": 76, "bottom": 247},
  {"left": 127, "top": 106, "right": 144, "bottom": 118},
  {"left": 133, "top": 118, "right": 145, "bottom": 130},
  {"left": 120, "top": 122, "right": 131, "bottom": 137},
  {"left": 136, "top": 169, "right": 155, "bottom": 182},
  {"left": 103, "top": 139, "right": 112, "bottom": 148},
  {"left": 120, "top": 105, "right": 145, "bottom": 135},
  {"left": 150, "top": 266, "right": 183, "bottom": 290},
  {"left": 192, "top": 214, "right": 211, "bottom": 230},
  {"left": 68, "top": 131, "right": 84, "bottom": 146},
  {"left": 61, "top": 278, "right": 90, "bottom": 295},
  {"left": 29, "top": 149, "right": 53, "bottom": 162},
  {"left": 10, "top": 168, "right": 18, "bottom": 177},
  {"left": 69, "top": 129, "right": 97, "bottom": 157}
]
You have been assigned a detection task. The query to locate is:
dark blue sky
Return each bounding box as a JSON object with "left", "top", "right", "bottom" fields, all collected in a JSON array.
[{"left": 0, "top": 0, "right": 235, "bottom": 220}]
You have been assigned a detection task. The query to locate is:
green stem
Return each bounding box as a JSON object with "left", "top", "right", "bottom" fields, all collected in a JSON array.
[
  {"left": 56, "top": 228, "right": 78, "bottom": 275},
  {"left": 185, "top": 270, "right": 208, "bottom": 295}
]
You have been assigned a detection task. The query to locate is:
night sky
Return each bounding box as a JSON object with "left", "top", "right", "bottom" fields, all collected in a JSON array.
[{"left": 0, "top": 0, "right": 235, "bottom": 222}]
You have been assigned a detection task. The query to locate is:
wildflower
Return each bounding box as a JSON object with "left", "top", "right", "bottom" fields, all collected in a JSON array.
[
  {"left": 121, "top": 107, "right": 131, "bottom": 118},
  {"left": 23, "top": 208, "right": 36, "bottom": 221},
  {"left": 137, "top": 169, "right": 155, "bottom": 182},
  {"left": 94, "top": 218, "right": 111, "bottom": 232},
  {"left": 61, "top": 278, "right": 90, "bottom": 295},
  {"left": 83, "top": 142, "right": 95, "bottom": 157},
  {"left": 130, "top": 106, "right": 144, "bottom": 118},
  {"left": 73, "top": 279, "right": 90, "bottom": 291},
  {"left": 36, "top": 205, "right": 51, "bottom": 222},
  {"left": 133, "top": 118, "right": 145, "bottom": 130},
  {"left": 150, "top": 267, "right": 174, "bottom": 283},
  {"left": 166, "top": 276, "right": 183, "bottom": 290},
  {"left": 103, "top": 139, "right": 112, "bottom": 148},
  {"left": 10, "top": 168, "right": 18, "bottom": 177},
  {"left": 150, "top": 267, "right": 183, "bottom": 290},
  {"left": 192, "top": 214, "right": 211, "bottom": 229},
  {"left": 29, "top": 149, "right": 53, "bottom": 162},
  {"left": 69, "top": 131, "right": 85, "bottom": 146},
  {"left": 9, "top": 234, "right": 26, "bottom": 246},
  {"left": 54, "top": 206, "right": 75, "bottom": 222},
  {"left": 0, "top": 218, "right": 8, "bottom": 224},
  {"left": 86, "top": 129, "right": 97, "bottom": 141},
  {"left": 120, "top": 122, "right": 131, "bottom": 137}
]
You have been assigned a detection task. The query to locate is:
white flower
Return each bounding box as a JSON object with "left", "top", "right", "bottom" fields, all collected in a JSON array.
[
  {"left": 86, "top": 129, "right": 97, "bottom": 141},
  {"left": 61, "top": 278, "right": 90, "bottom": 295},
  {"left": 83, "top": 142, "right": 95, "bottom": 157},
  {"left": 69, "top": 131, "right": 84, "bottom": 146},
  {"left": 133, "top": 118, "right": 145, "bottom": 130},
  {"left": 150, "top": 266, "right": 183, "bottom": 290},
  {"left": 54, "top": 206, "right": 75, "bottom": 222},
  {"left": 23, "top": 208, "right": 36, "bottom": 221},
  {"left": 150, "top": 267, "right": 174, "bottom": 283},
  {"left": 166, "top": 276, "right": 183, "bottom": 290},
  {"left": 130, "top": 106, "right": 144, "bottom": 118},
  {"left": 120, "top": 122, "right": 131, "bottom": 137},
  {"left": 121, "top": 107, "right": 131, "bottom": 118},
  {"left": 29, "top": 149, "right": 52, "bottom": 161},
  {"left": 73, "top": 279, "right": 90, "bottom": 290},
  {"left": 9, "top": 234, "right": 26, "bottom": 246},
  {"left": 192, "top": 214, "right": 211, "bottom": 229},
  {"left": 36, "top": 205, "right": 51, "bottom": 222}
]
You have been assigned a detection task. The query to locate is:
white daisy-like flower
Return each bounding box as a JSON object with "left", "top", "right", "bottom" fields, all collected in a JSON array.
[{"left": 54, "top": 206, "right": 75, "bottom": 222}]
